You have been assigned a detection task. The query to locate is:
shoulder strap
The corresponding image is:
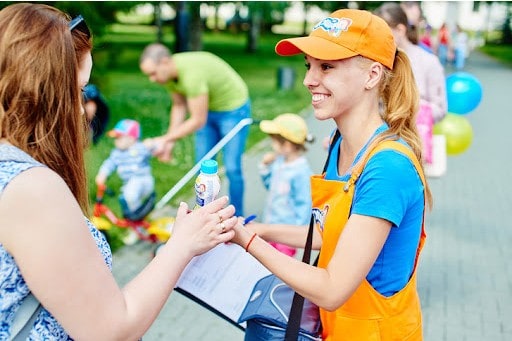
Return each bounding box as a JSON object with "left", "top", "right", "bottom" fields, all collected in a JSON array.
[
  {"left": 322, "top": 129, "right": 341, "bottom": 174},
  {"left": 11, "top": 294, "right": 42, "bottom": 340},
  {"left": 285, "top": 215, "right": 316, "bottom": 340},
  {"left": 285, "top": 129, "right": 340, "bottom": 340},
  {"left": 342, "top": 139, "right": 426, "bottom": 193},
  {"left": 351, "top": 140, "right": 425, "bottom": 188}
]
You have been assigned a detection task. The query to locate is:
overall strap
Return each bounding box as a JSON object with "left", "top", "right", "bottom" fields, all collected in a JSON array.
[
  {"left": 284, "top": 130, "right": 341, "bottom": 340},
  {"left": 344, "top": 139, "right": 426, "bottom": 192}
]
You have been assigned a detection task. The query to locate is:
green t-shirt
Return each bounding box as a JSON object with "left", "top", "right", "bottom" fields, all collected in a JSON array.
[{"left": 165, "top": 51, "right": 249, "bottom": 111}]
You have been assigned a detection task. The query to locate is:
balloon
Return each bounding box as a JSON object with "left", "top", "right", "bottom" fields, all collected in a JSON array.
[
  {"left": 446, "top": 72, "right": 483, "bottom": 115},
  {"left": 433, "top": 113, "right": 473, "bottom": 155}
]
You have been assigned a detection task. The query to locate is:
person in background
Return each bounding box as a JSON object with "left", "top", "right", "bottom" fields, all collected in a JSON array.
[
  {"left": 230, "top": 8, "right": 432, "bottom": 339},
  {"left": 375, "top": 2, "right": 447, "bottom": 167},
  {"left": 139, "top": 43, "right": 251, "bottom": 216},
  {"left": 454, "top": 24, "right": 469, "bottom": 70},
  {"left": 0, "top": 4, "right": 236, "bottom": 340},
  {"left": 258, "top": 113, "right": 314, "bottom": 257},
  {"left": 83, "top": 83, "right": 110, "bottom": 145},
  {"left": 400, "top": 1, "right": 432, "bottom": 53},
  {"left": 436, "top": 22, "right": 452, "bottom": 66},
  {"left": 95, "top": 119, "right": 155, "bottom": 222},
  {"left": 420, "top": 24, "right": 434, "bottom": 51}
]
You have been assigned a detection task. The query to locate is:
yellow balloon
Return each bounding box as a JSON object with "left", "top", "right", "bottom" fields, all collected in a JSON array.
[{"left": 433, "top": 113, "right": 473, "bottom": 155}]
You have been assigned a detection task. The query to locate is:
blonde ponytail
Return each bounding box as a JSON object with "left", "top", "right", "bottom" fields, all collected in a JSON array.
[{"left": 378, "top": 49, "right": 433, "bottom": 209}]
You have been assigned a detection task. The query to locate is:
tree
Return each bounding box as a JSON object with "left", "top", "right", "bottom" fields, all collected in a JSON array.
[
  {"left": 189, "top": 2, "right": 204, "bottom": 51},
  {"left": 53, "top": 1, "right": 140, "bottom": 37},
  {"left": 503, "top": 2, "right": 512, "bottom": 44},
  {"left": 154, "top": 2, "right": 164, "bottom": 44}
]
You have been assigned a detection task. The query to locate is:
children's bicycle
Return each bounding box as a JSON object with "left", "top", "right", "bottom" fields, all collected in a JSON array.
[{"left": 90, "top": 184, "right": 174, "bottom": 245}]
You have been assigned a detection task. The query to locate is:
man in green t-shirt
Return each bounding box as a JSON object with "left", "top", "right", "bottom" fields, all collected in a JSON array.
[{"left": 140, "top": 43, "right": 251, "bottom": 215}]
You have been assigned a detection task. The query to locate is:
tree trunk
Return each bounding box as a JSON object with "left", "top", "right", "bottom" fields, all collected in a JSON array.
[
  {"left": 174, "top": 1, "right": 190, "bottom": 52},
  {"left": 503, "top": 3, "right": 512, "bottom": 44},
  {"left": 154, "top": 2, "right": 163, "bottom": 43},
  {"left": 213, "top": 3, "right": 220, "bottom": 32},
  {"left": 247, "top": 7, "right": 262, "bottom": 53},
  {"left": 303, "top": 3, "right": 309, "bottom": 35},
  {"left": 189, "top": 2, "right": 203, "bottom": 50}
]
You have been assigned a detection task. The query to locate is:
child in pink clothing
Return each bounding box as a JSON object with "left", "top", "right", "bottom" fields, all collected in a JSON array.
[{"left": 375, "top": 3, "right": 447, "bottom": 166}]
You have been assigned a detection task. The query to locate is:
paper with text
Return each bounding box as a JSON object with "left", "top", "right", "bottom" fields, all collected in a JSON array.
[{"left": 176, "top": 242, "right": 271, "bottom": 324}]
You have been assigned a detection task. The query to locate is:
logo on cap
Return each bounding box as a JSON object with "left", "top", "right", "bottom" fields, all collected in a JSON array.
[{"left": 313, "top": 17, "right": 353, "bottom": 37}]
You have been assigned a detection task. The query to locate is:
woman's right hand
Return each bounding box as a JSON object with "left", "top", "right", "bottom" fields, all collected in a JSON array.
[{"left": 168, "top": 196, "right": 236, "bottom": 257}]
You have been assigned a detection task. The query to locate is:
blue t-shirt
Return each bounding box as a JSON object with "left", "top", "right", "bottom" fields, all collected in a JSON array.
[
  {"left": 97, "top": 141, "right": 153, "bottom": 183},
  {"left": 325, "top": 125, "right": 424, "bottom": 296}
]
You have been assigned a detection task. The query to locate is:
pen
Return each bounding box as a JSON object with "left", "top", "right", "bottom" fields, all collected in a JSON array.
[{"left": 243, "top": 214, "right": 257, "bottom": 225}]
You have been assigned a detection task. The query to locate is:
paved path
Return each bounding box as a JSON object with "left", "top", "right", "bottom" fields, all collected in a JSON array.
[
  {"left": 419, "top": 52, "right": 512, "bottom": 341},
  {"left": 112, "top": 51, "right": 512, "bottom": 340}
]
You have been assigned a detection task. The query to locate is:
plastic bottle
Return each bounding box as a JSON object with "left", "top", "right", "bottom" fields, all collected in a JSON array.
[{"left": 194, "top": 159, "right": 221, "bottom": 208}]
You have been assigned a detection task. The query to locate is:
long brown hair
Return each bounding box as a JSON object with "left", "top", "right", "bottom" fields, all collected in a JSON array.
[{"left": 0, "top": 3, "right": 92, "bottom": 212}]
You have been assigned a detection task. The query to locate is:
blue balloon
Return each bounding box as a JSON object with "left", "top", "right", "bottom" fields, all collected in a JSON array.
[{"left": 446, "top": 72, "right": 483, "bottom": 115}]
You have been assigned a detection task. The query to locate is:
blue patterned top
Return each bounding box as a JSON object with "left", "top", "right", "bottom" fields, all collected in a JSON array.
[{"left": 0, "top": 144, "right": 112, "bottom": 340}]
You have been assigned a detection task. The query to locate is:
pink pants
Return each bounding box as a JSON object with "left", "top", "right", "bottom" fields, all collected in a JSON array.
[{"left": 416, "top": 102, "right": 434, "bottom": 164}]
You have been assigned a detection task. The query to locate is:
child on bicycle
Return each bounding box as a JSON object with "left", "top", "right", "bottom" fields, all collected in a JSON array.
[
  {"left": 258, "top": 113, "right": 314, "bottom": 257},
  {"left": 95, "top": 119, "right": 156, "bottom": 221}
]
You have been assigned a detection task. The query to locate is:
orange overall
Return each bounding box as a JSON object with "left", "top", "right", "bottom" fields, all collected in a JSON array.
[{"left": 311, "top": 140, "right": 427, "bottom": 340}]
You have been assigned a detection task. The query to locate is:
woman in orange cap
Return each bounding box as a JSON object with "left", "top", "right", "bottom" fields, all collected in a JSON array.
[{"left": 232, "top": 8, "right": 432, "bottom": 340}]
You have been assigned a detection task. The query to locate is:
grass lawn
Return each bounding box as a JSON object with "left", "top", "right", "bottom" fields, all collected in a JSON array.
[
  {"left": 86, "top": 26, "right": 311, "bottom": 250},
  {"left": 479, "top": 43, "right": 512, "bottom": 67}
]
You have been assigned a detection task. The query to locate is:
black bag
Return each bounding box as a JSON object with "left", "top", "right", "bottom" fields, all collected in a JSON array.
[
  {"left": 238, "top": 215, "right": 322, "bottom": 341},
  {"left": 239, "top": 273, "right": 321, "bottom": 340}
]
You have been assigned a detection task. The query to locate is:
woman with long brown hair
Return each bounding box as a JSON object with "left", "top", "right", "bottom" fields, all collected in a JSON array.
[{"left": 0, "top": 3, "right": 236, "bottom": 340}]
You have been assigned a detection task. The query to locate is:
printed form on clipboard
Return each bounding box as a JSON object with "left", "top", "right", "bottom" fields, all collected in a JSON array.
[{"left": 175, "top": 242, "right": 271, "bottom": 329}]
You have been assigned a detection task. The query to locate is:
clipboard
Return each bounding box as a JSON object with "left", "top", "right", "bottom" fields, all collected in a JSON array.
[{"left": 174, "top": 242, "right": 271, "bottom": 329}]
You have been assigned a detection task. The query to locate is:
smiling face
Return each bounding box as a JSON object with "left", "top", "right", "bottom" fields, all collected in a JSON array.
[{"left": 303, "top": 55, "right": 368, "bottom": 121}]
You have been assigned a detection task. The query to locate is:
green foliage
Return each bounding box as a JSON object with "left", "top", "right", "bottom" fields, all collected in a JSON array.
[
  {"left": 479, "top": 43, "right": 512, "bottom": 66},
  {"left": 86, "top": 25, "right": 310, "bottom": 251}
]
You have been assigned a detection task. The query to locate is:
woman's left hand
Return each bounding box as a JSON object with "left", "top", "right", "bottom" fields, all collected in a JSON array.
[{"left": 169, "top": 197, "right": 236, "bottom": 257}]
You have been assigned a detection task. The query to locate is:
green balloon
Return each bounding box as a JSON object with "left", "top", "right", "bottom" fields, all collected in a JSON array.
[{"left": 433, "top": 113, "right": 473, "bottom": 155}]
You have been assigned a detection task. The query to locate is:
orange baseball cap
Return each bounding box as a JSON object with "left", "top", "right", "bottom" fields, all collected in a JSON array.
[{"left": 275, "top": 9, "right": 396, "bottom": 69}]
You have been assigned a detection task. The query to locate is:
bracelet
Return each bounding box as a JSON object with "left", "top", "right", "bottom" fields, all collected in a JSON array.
[{"left": 245, "top": 233, "right": 257, "bottom": 252}]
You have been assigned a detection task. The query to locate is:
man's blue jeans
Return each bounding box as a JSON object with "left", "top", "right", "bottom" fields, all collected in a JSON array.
[{"left": 195, "top": 100, "right": 251, "bottom": 216}]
